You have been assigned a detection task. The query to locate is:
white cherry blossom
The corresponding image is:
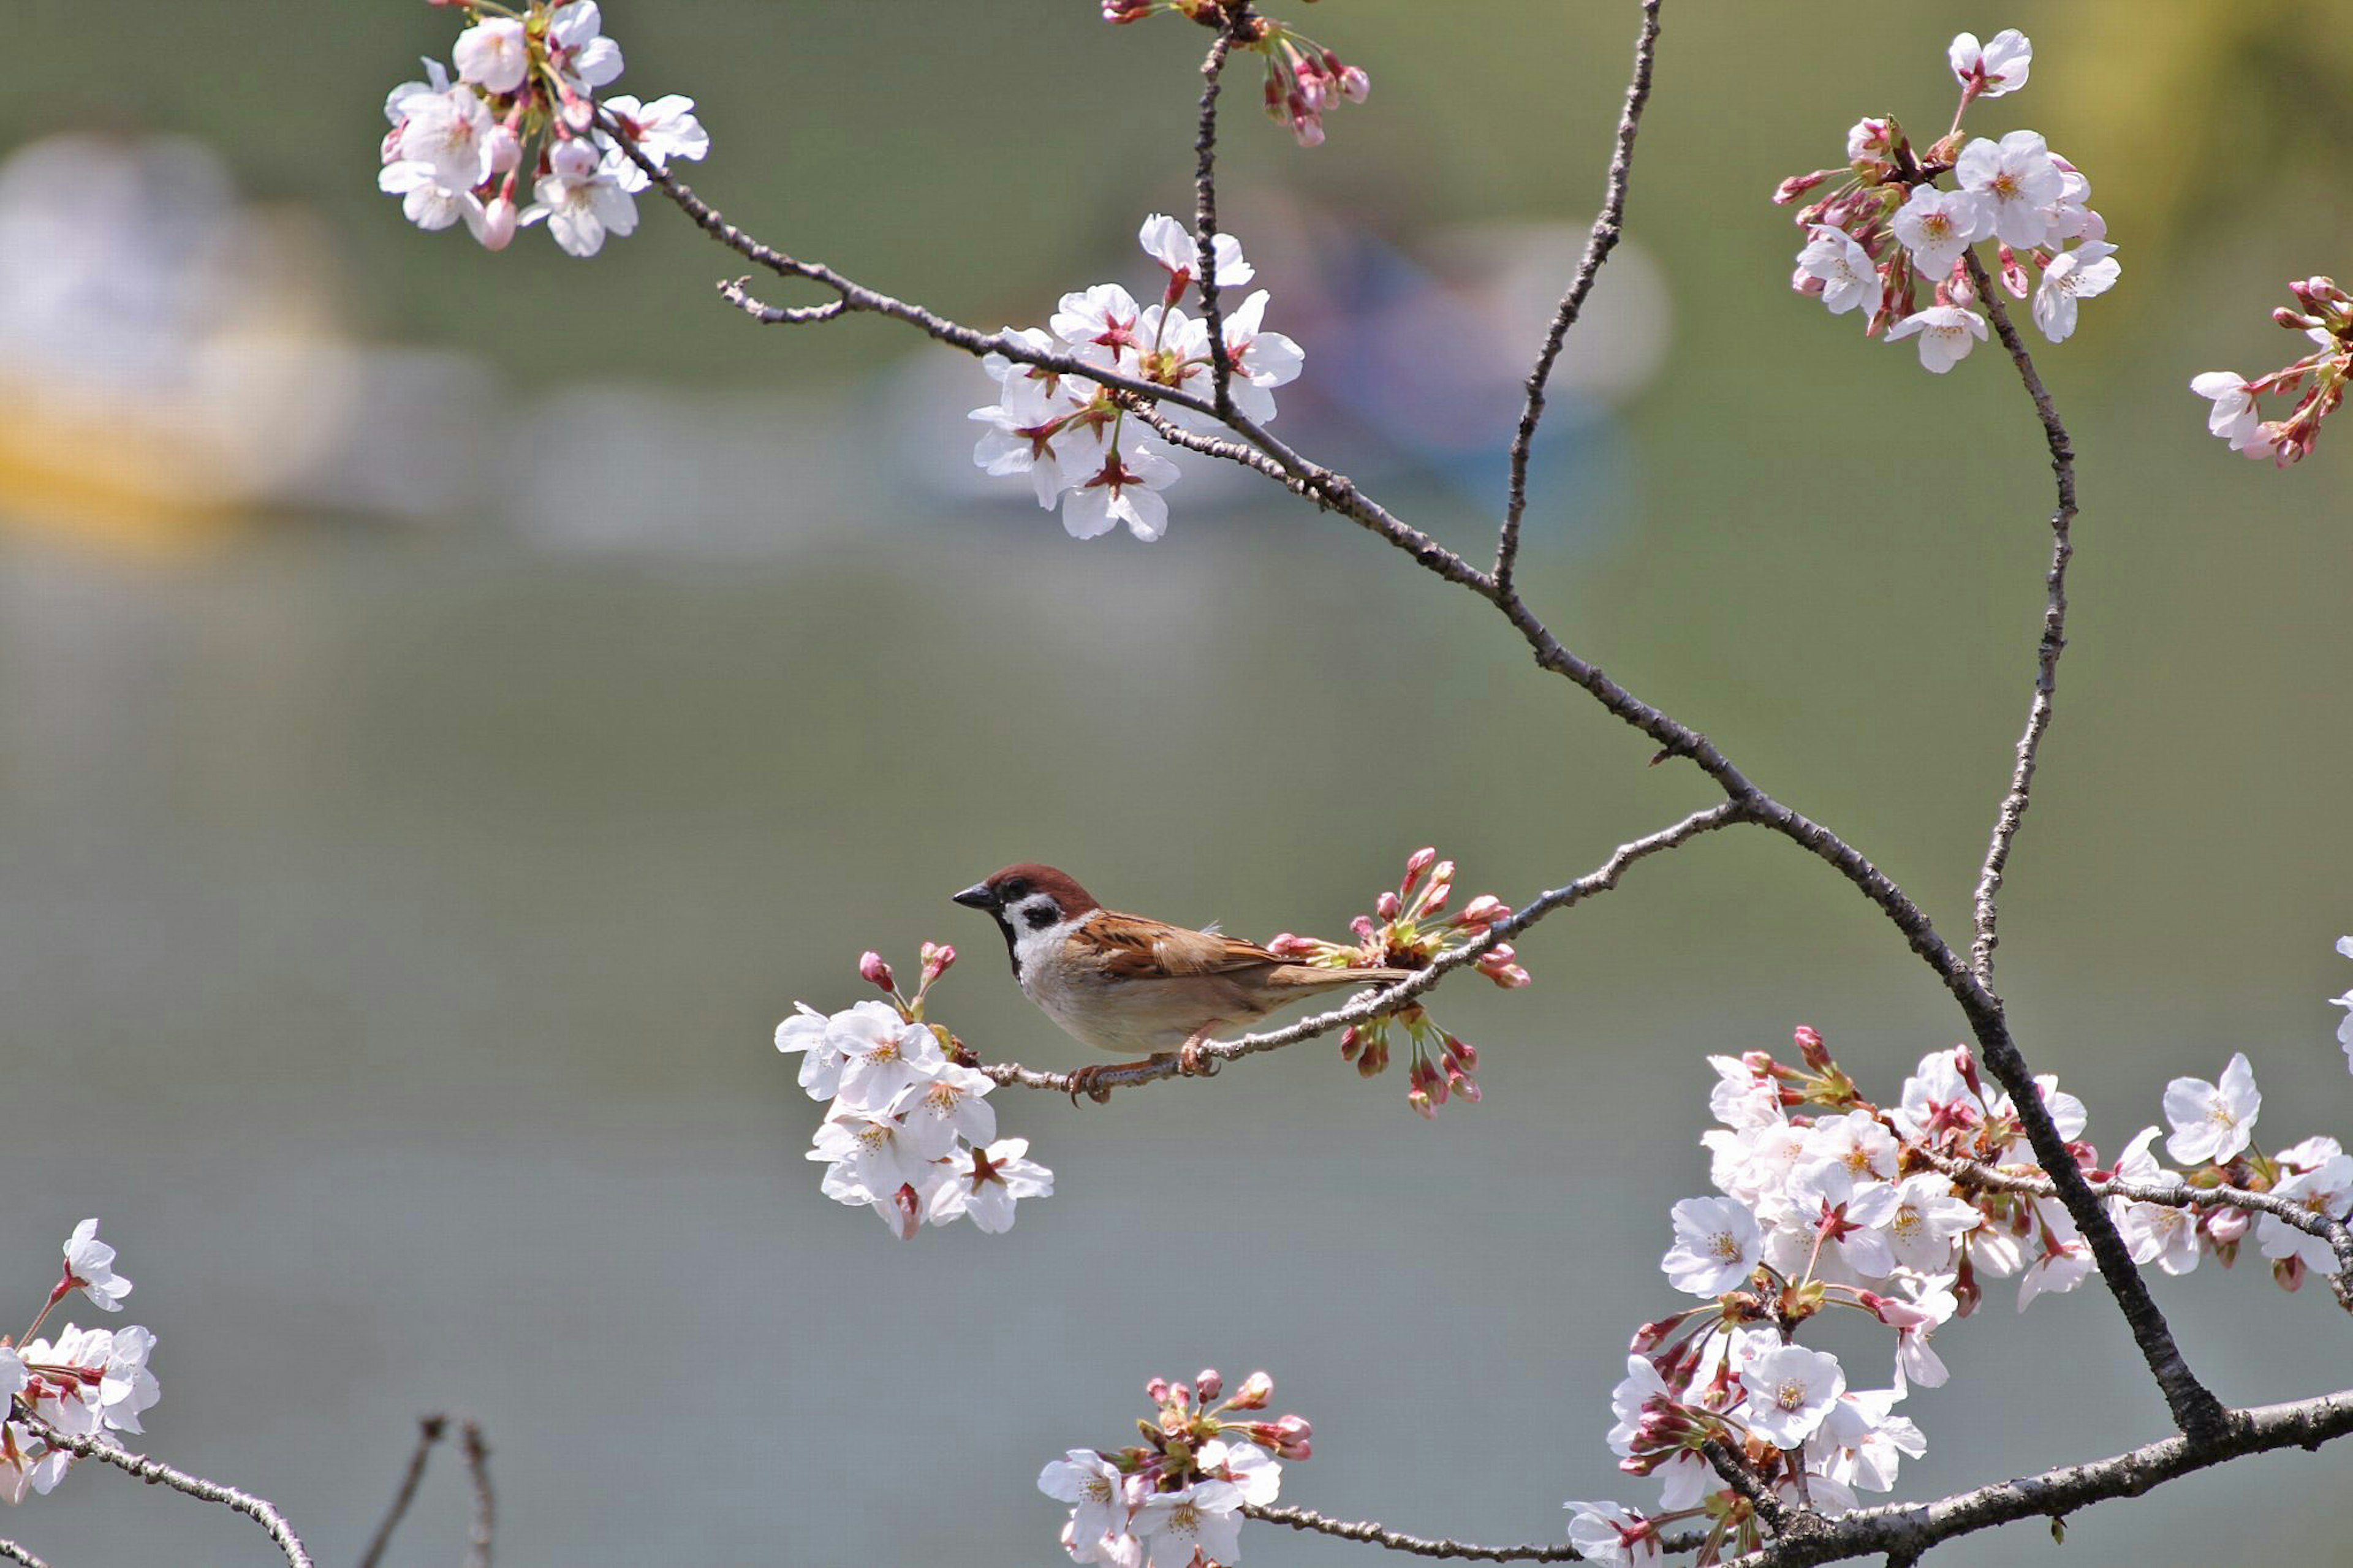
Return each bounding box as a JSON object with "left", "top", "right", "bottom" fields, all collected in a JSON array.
[
  {"left": 453, "top": 18, "right": 531, "bottom": 94},
  {"left": 2162, "top": 1051, "right": 2260, "bottom": 1166},
  {"left": 1197, "top": 1439, "right": 1282, "bottom": 1504},
  {"left": 1797, "top": 224, "right": 1879, "bottom": 318},
  {"left": 2257, "top": 1154, "right": 2353, "bottom": 1274},
  {"left": 2110, "top": 1126, "right": 2200, "bottom": 1275},
  {"left": 828, "top": 1001, "right": 945, "bottom": 1108},
  {"left": 1051, "top": 284, "right": 1147, "bottom": 362},
  {"left": 1041, "top": 1449, "right": 1135, "bottom": 1548},
  {"left": 1564, "top": 1502, "right": 1661, "bottom": 1567},
  {"left": 393, "top": 86, "right": 498, "bottom": 195},
  {"left": 809, "top": 1104, "right": 928, "bottom": 1200},
  {"left": 1890, "top": 186, "right": 1990, "bottom": 278},
  {"left": 599, "top": 94, "right": 710, "bottom": 192},
  {"left": 1740, "top": 1344, "right": 1846, "bottom": 1448},
  {"left": 1137, "top": 213, "right": 1253, "bottom": 292},
  {"left": 928, "top": 1137, "right": 1054, "bottom": 1233},
  {"left": 1887, "top": 305, "right": 1987, "bottom": 373},
  {"left": 1949, "top": 29, "right": 2031, "bottom": 98},
  {"left": 1955, "top": 131, "right": 2063, "bottom": 248},
  {"left": 2017, "top": 1217, "right": 2094, "bottom": 1310},
  {"left": 1881, "top": 1173, "right": 1983, "bottom": 1271},
  {"left": 550, "top": 1, "right": 624, "bottom": 91},
  {"left": 895, "top": 1059, "right": 998, "bottom": 1160},
  {"left": 1132, "top": 1480, "right": 1243, "bottom": 1567},
  {"left": 1661, "top": 1195, "right": 1763, "bottom": 1296},
  {"left": 2191, "top": 372, "right": 2264, "bottom": 452},
  {"left": 1807, "top": 1388, "right": 1924, "bottom": 1493},
  {"left": 63, "top": 1219, "right": 131, "bottom": 1311},
  {"left": 523, "top": 137, "right": 638, "bottom": 257},
  {"left": 1063, "top": 442, "right": 1181, "bottom": 542},
  {"left": 2031, "top": 243, "right": 2120, "bottom": 343}
]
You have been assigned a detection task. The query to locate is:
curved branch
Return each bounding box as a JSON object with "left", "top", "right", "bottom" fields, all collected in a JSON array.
[
  {"left": 980, "top": 802, "right": 1745, "bottom": 1096},
  {"left": 1964, "top": 253, "right": 2079, "bottom": 988},
  {"left": 357, "top": 1415, "right": 447, "bottom": 1568},
  {"left": 617, "top": 56, "right": 2212, "bottom": 1434},
  {"left": 1724, "top": 1390, "right": 2353, "bottom": 1567},
  {"left": 21, "top": 1417, "right": 313, "bottom": 1568},
  {"left": 461, "top": 1420, "right": 496, "bottom": 1568},
  {"left": 1495, "top": 0, "right": 1662, "bottom": 596},
  {"left": 0, "top": 1540, "right": 50, "bottom": 1568}
]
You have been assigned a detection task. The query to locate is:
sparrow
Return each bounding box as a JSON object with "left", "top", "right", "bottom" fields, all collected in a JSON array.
[{"left": 952, "top": 863, "right": 1415, "bottom": 1100}]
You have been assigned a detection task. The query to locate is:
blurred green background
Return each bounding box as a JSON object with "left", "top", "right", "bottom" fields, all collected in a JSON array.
[{"left": 2, "top": 2, "right": 2351, "bottom": 1564}]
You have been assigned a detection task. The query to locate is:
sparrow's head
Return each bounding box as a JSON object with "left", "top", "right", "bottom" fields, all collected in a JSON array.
[{"left": 952, "top": 864, "right": 1102, "bottom": 966}]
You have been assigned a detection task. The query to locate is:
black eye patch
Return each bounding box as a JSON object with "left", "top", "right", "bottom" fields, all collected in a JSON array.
[{"left": 1023, "top": 906, "right": 1058, "bottom": 930}]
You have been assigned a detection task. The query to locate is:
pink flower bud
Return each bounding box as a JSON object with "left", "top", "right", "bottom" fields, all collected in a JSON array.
[
  {"left": 1376, "top": 891, "right": 1402, "bottom": 921},
  {"left": 1170, "top": 1382, "right": 1193, "bottom": 1410},
  {"left": 1456, "top": 895, "right": 1509, "bottom": 928},
  {"left": 2274, "top": 1255, "right": 2308, "bottom": 1292},
  {"left": 1447, "top": 1037, "right": 1479, "bottom": 1071},
  {"left": 887, "top": 1182, "right": 921, "bottom": 1241},
  {"left": 1403, "top": 846, "right": 1438, "bottom": 888},
  {"left": 1407, "top": 1086, "right": 1434, "bottom": 1119},
  {"left": 858, "top": 951, "right": 896, "bottom": 991},
  {"left": 1339, "top": 1026, "right": 1361, "bottom": 1062},
  {"left": 1794, "top": 1025, "right": 1830, "bottom": 1069},
  {"left": 2207, "top": 1207, "right": 2250, "bottom": 1244},
  {"left": 1229, "top": 1371, "right": 1274, "bottom": 1411},
  {"left": 1773, "top": 170, "right": 1829, "bottom": 205},
  {"left": 1145, "top": 1376, "right": 1172, "bottom": 1403},
  {"left": 921, "top": 942, "right": 957, "bottom": 982},
  {"left": 1448, "top": 1067, "right": 1481, "bottom": 1104},
  {"left": 1953, "top": 1046, "right": 1984, "bottom": 1096},
  {"left": 1195, "top": 1369, "right": 1223, "bottom": 1403},
  {"left": 1338, "top": 66, "right": 1370, "bottom": 103},
  {"left": 1999, "top": 244, "right": 2030, "bottom": 300},
  {"left": 1350, "top": 915, "right": 1378, "bottom": 942},
  {"left": 470, "top": 195, "right": 519, "bottom": 252}
]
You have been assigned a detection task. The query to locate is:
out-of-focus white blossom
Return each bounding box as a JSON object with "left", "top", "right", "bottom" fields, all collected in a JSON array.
[{"left": 1948, "top": 30, "right": 2032, "bottom": 99}]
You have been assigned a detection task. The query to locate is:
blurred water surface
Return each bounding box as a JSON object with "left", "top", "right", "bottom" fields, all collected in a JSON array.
[{"left": 3, "top": 2, "right": 2352, "bottom": 1566}]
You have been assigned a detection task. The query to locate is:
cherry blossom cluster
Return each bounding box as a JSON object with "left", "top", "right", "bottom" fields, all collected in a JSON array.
[
  {"left": 2, "top": 1221, "right": 160, "bottom": 1506},
  {"left": 775, "top": 945, "right": 1053, "bottom": 1238},
  {"left": 379, "top": 2, "right": 708, "bottom": 257},
  {"left": 1099, "top": 2, "right": 1370, "bottom": 147},
  {"left": 1563, "top": 1017, "right": 2353, "bottom": 1564},
  {"left": 1775, "top": 29, "right": 2119, "bottom": 373},
  {"left": 2125, "top": 1051, "right": 2353, "bottom": 1290},
  {"left": 1039, "top": 1368, "right": 1308, "bottom": 1568},
  {"left": 2191, "top": 278, "right": 2353, "bottom": 465},
  {"left": 971, "top": 215, "right": 1303, "bottom": 541},
  {"left": 1264, "top": 847, "right": 1525, "bottom": 1118}
]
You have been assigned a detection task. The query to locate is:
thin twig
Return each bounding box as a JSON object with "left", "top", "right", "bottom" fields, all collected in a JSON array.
[
  {"left": 460, "top": 1421, "right": 494, "bottom": 1568},
  {"left": 1495, "top": 0, "right": 1662, "bottom": 596},
  {"left": 1192, "top": 25, "right": 1238, "bottom": 414},
  {"left": 1934, "top": 1154, "right": 2353, "bottom": 1311},
  {"left": 0, "top": 1540, "right": 50, "bottom": 1568},
  {"left": 356, "top": 1415, "right": 448, "bottom": 1568},
  {"left": 980, "top": 801, "right": 1745, "bottom": 1096},
  {"left": 716, "top": 278, "right": 849, "bottom": 325},
  {"left": 1247, "top": 1504, "right": 1709, "bottom": 1562},
  {"left": 1964, "top": 252, "right": 2078, "bottom": 988},
  {"left": 18, "top": 1417, "right": 313, "bottom": 1568}
]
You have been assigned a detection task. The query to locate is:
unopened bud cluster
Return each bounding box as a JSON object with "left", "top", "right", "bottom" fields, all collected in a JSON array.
[
  {"left": 1564, "top": 1010, "right": 2351, "bottom": 1566},
  {"left": 2, "top": 1221, "right": 159, "bottom": 1505},
  {"left": 1100, "top": 3, "right": 1371, "bottom": 148},
  {"left": 1039, "top": 1367, "right": 1309, "bottom": 1567},
  {"left": 379, "top": 2, "right": 708, "bottom": 257},
  {"left": 776, "top": 944, "right": 1055, "bottom": 1238},
  {"left": 2191, "top": 278, "right": 2353, "bottom": 466},
  {"left": 1267, "top": 847, "right": 1525, "bottom": 1119},
  {"left": 1776, "top": 29, "right": 2118, "bottom": 373}
]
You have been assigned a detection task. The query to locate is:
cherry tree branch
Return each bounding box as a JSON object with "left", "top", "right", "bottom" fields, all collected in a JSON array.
[
  {"left": 0, "top": 1540, "right": 50, "bottom": 1568},
  {"left": 1963, "top": 252, "right": 2079, "bottom": 988},
  {"left": 460, "top": 1420, "right": 496, "bottom": 1568},
  {"left": 1248, "top": 1503, "right": 1705, "bottom": 1562},
  {"left": 618, "top": 4, "right": 2217, "bottom": 1437},
  {"left": 979, "top": 801, "right": 1745, "bottom": 1096},
  {"left": 1721, "top": 1388, "right": 2353, "bottom": 1567},
  {"left": 1192, "top": 24, "right": 1240, "bottom": 414},
  {"left": 356, "top": 1415, "right": 448, "bottom": 1568},
  {"left": 1494, "top": 0, "right": 1662, "bottom": 597},
  {"left": 1934, "top": 1154, "right": 2353, "bottom": 1312},
  {"left": 18, "top": 1417, "right": 313, "bottom": 1568}
]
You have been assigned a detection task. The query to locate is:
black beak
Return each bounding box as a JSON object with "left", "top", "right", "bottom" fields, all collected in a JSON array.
[{"left": 952, "top": 882, "right": 998, "bottom": 912}]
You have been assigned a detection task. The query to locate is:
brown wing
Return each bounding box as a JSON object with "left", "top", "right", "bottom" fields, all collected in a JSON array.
[{"left": 1085, "top": 911, "right": 1289, "bottom": 981}]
